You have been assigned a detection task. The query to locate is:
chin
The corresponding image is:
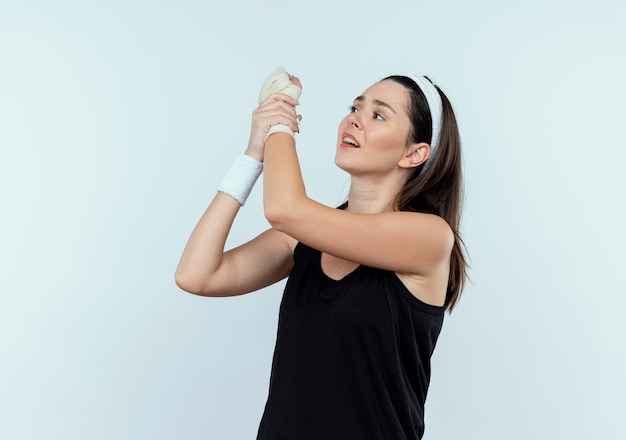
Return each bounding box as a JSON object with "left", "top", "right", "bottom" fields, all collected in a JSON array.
[{"left": 334, "top": 154, "right": 357, "bottom": 175}]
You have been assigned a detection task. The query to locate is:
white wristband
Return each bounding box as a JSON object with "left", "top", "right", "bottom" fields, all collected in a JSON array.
[{"left": 217, "top": 154, "right": 264, "bottom": 206}]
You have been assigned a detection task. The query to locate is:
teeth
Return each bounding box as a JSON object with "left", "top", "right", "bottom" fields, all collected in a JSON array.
[{"left": 343, "top": 136, "right": 358, "bottom": 147}]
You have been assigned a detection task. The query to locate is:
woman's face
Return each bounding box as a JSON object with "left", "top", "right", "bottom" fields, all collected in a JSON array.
[{"left": 335, "top": 79, "right": 414, "bottom": 177}]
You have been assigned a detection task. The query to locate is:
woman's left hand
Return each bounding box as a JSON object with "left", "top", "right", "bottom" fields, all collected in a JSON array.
[{"left": 245, "top": 92, "right": 301, "bottom": 162}]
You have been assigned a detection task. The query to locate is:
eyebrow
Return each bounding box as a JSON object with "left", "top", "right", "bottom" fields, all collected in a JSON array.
[{"left": 354, "top": 95, "right": 397, "bottom": 114}]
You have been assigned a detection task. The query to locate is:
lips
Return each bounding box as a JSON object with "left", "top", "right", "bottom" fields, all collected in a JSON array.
[{"left": 341, "top": 133, "right": 360, "bottom": 148}]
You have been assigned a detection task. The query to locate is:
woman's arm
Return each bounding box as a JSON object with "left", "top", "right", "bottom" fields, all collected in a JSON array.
[
  {"left": 263, "top": 133, "right": 453, "bottom": 278},
  {"left": 175, "top": 189, "right": 296, "bottom": 297},
  {"left": 175, "top": 89, "right": 301, "bottom": 297}
]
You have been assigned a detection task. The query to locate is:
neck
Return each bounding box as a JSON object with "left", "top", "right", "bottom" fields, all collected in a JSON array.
[{"left": 345, "top": 175, "right": 404, "bottom": 214}]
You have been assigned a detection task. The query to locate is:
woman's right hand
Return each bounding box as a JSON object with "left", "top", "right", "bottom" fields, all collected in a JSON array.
[{"left": 245, "top": 93, "right": 300, "bottom": 162}]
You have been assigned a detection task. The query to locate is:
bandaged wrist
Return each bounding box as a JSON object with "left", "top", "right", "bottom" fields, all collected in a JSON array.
[
  {"left": 266, "top": 124, "right": 295, "bottom": 140},
  {"left": 217, "top": 154, "right": 263, "bottom": 206},
  {"left": 259, "top": 67, "right": 302, "bottom": 142}
]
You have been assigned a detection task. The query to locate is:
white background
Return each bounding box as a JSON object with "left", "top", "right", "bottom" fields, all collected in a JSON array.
[{"left": 1, "top": 0, "right": 625, "bottom": 438}]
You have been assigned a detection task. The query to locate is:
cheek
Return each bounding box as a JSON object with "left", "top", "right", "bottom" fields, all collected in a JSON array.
[{"left": 372, "top": 129, "right": 405, "bottom": 151}]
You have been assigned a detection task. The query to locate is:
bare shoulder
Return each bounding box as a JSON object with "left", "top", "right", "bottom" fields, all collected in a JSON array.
[
  {"left": 399, "top": 211, "right": 454, "bottom": 267},
  {"left": 395, "top": 213, "right": 453, "bottom": 307},
  {"left": 419, "top": 212, "right": 454, "bottom": 250}
]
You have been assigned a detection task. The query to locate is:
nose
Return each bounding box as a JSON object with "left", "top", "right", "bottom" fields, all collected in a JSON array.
[{"left": 348, "top": 114, "right": 361, "bottom": 129}]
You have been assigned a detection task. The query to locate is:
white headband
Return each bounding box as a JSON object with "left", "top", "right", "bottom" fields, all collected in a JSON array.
[{"left": 409, "top": 75, "right": 442, "bottom": 165}]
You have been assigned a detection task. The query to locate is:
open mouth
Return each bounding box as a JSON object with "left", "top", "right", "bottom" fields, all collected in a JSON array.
[{"left": 342, "top": 135, "right": 360, "bottom": 148}]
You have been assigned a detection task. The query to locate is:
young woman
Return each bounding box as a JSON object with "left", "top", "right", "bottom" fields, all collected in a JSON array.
[{"left": 176, "top": 69, "right": 467, "bottom": 440}]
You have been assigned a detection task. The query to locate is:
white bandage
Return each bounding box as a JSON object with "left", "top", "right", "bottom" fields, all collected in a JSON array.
[
  {"left": 258, "top": 66, "right": 302, "bottom": 141},
  {"left": 217, "top": 154, "right": 264, "bottom": 206}
]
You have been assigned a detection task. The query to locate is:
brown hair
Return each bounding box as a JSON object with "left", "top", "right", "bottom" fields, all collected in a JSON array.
[{"left": 384, "top": 75, "right": 468, "bottom": 311}]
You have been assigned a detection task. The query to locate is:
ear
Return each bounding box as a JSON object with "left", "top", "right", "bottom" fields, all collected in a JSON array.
[{"left": 397, "top": 142, "right": 430, "bottom": 169}]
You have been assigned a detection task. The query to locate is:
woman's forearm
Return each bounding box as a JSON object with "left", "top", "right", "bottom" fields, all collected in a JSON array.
[{"left": 263, "top": 133, "right": 308, "bottom": 230}]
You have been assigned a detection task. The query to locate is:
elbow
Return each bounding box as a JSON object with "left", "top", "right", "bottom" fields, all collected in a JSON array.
[
  {"left": 264, "top": 202, "right": 293, "bottom": 233},
  {"left": 174, "top": 269, "right": 207, "bottom": 296},
  {"left": 264, "top": 186, "right": 307, "bottom": 232},
  {"left": 174, "top": 269, "right": 197, "bottom": 295},
  {"left": 174, "top": 268, "right": 231, "bottom": 297}
]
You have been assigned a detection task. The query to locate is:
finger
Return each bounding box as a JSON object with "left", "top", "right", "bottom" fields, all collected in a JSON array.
[
  {"left": 254, "top": 102, "right": 299, "bottom": 120},
  {"left": 257, "top": 98, "right": 298, "bottom": 111},
  {"left": 287, "top": 74, "right": 302, "bottom": 89},
  {"left": 253, "top": 105, "right": 299, "bottom": 128},
  {"left": 264, "top": 114, "right": 300, "bottom": 132},
  {"left": 259, "top": 93, "right": 299, "bottom": 107}
]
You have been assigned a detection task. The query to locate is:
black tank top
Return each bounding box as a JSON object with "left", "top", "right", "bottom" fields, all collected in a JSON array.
[{"left": 257, "top": 243, "right": 445, "bottom": 440}]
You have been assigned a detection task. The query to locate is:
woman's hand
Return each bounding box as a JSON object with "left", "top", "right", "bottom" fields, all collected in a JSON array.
[
  {"left": 245, "top": 74, "right": 302, "bottom": 162},
  {"left": 288, "top": 73, "right": 302, "bottom": 90}
]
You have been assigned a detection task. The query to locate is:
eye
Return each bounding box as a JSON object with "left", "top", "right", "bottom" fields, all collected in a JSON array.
[
  {"left": 374, "top": 112, "right": 385, "bottom": 121},
  {"left": 348, "top": 105, "right": 358, "bottom": 113}
]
